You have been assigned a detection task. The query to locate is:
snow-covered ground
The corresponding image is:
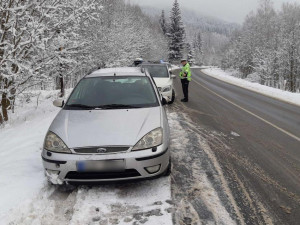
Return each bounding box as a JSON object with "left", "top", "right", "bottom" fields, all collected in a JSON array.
[
  {"left": 202, "top": 68, "right": 300, "bottom": 107},
  {"left": 0, "top": 91, "right": 172, "bottom": 225},
  {"left": 191, "top": 65, "right": 215, "bottom": 69},
  {"left": 0, "top": 91, "right": 61, "bottom": 221}
]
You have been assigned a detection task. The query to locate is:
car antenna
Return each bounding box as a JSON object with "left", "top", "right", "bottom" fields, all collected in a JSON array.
[{"left": 141, "top": 67, "right": 145, "bottom": 73}]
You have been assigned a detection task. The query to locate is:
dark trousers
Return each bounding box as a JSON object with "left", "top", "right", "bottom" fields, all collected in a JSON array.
[{"left": 181, "top": 79, "right": 189, "bottom": 100}]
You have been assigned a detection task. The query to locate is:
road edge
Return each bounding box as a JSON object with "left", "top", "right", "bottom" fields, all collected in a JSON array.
[{"left": 200, "top": 69, "right": 300, "bottom": 108}]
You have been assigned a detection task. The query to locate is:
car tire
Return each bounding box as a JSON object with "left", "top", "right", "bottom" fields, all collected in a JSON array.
[
  {"left": 163, "top": 159, "right": 172, "bottom": 176},
  {"left": 168, "top": 89, "right": 175, "bottom": 104}
]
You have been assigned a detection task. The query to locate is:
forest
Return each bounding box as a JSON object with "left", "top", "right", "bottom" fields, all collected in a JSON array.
[
  {"left": 222, "top": 0, "right": 300, "bottom": 92},
  {"left": 0, "top": 0, "right": 168, "bottom": 124},
  {"left": 1, "top": 0, "right": 299, "bottom": 125}
]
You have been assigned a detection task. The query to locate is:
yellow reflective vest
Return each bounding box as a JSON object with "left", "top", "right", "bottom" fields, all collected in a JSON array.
[{"left": 179, "top": 63, "right": 192, "bottom": 81}]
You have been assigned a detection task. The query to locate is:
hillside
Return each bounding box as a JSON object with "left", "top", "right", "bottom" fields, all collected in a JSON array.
[{"left": 141, "top": 6, "right": 240, "bottom": 65}]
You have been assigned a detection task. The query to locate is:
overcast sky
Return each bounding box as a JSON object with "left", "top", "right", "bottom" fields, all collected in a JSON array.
[{"left": 128, "top": 0, "right": 298, "bottom": 23}]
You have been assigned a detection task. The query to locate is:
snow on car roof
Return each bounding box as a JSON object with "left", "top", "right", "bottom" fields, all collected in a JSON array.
[{"left": 86, "top": 67, "right": 147, "bottom": 78}]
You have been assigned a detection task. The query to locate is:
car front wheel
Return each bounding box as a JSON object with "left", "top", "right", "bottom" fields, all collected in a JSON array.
[
  {"left": 169, "top": 89, "right": 175, "bottom": 104},
  {"left": 163, "top": 159, "right": 172, "bottom": 176}
]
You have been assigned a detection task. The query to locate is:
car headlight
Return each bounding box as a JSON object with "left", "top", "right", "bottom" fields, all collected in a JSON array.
[
  {"left": 44, "top": 131, "right": 71, "bottom": 153},
  {"left": 161, "top": 85, "right": 172, "bottom": 92},
  {"left": 132, "top": 128, "right": 163, "bottom": 151}
]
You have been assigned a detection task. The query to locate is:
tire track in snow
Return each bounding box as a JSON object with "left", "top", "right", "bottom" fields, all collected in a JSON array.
[
  {"left": 167, "top": 109, "right": 241, "bottom": 225},
  {"left": 167, "top": 102, "right": 281, "bottom": 224},
  {"left": 5, "top": 179, "right": 173, "bottom": 225},
  {"left": 70, "top": 180, "right": 172, "bottom": 225}
]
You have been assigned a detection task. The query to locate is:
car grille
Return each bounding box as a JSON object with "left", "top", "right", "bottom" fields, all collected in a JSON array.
[
  {"left": 73, "top": 146, "right": 129, "bottom": 154},
  {"left": 65, "top": 169, "right": 141, "bottom": 180}
]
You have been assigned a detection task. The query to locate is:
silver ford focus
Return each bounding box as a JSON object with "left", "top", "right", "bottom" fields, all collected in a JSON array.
[{"left": 42, "top": 67, "right": 171, "bottom": 184}]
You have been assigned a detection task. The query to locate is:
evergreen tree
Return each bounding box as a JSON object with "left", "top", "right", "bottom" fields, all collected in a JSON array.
[
  {"left": 193, "top": 32, "right": 204, "bottom": 65},
  {"left": 159, "top": 10, "right": 168, "bottom": 35},
  {"left": 187, "top": 43, "right": 195, "bottom": 66},
  {"left": 168, "top": 0, "right": 185, "bottom": 61},
  {"left": 194, "top": 33, "right": 203, "bottom": 54}
]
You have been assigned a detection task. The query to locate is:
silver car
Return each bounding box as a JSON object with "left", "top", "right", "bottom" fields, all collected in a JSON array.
[{"left": 42, "top": 67, "right": 171, "bottom": 184}]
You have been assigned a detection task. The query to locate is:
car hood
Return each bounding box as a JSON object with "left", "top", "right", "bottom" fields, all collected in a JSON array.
[
  {"left": 153, "top": 78, "right": 172, "bottom": 88},
  {"left": 49, "top": 107, "right": 161, "bottom": 148}
]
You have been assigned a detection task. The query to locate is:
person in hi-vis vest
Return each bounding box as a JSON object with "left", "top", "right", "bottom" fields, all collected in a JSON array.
[{"left": 179, "top": 59, "right": 192, "bottom": 102}]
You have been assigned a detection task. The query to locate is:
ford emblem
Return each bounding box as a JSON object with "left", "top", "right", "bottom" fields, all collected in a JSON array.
[{"left": 96, "top": 148, "right": 107, "bottom": 153}]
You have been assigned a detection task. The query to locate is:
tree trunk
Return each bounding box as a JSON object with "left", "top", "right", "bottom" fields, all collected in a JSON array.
[
  {"left": 0, "top": 92, "right": 10, "bottom": 124},
  {"left": 0, "top": 109, "right": 3, "bottom": 124},
  {"left": 59, "top": 74, "right": 64, "bottom": 97},
  {"left": 290, "top": 55, "right": 296, "bottom": 93}
]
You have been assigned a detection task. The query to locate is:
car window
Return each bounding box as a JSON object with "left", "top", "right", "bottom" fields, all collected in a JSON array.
[
  {"left": 142, "top": 65, "right": 169, "bottom": 78},
  {"left": 65, "top": 76, "right": 159, "bottom": 109}
]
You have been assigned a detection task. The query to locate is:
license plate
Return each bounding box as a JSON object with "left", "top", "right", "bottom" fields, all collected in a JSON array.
[{"left": 77, "top": 160, "right": 125, "bottom": 172}]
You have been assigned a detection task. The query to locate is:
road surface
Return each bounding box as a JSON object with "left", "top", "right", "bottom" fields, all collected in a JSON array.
[{"left": 170, "top": 69, "right": 300, "bottom": 224}]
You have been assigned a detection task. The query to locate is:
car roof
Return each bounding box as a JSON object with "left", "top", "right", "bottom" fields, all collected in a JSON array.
[
  {"left": 86, "top": 67, "right": 148, "bottom": 78},
  {"left": 141, "top": 63, "right": 167, "bottom": 67}
]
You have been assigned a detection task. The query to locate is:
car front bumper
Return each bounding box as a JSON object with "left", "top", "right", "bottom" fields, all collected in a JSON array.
[{"left": 42, "top": 146, "right": 170, "bottom": 183}]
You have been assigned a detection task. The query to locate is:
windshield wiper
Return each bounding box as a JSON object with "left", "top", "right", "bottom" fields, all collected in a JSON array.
[
  {"left": 66, "top": 104, "right": 95, "bottom": 109},
  {"left": 66, "top": 104, "right": 141, "bottom": 110},
  {"left": 98, "top": 104, "right": 141, "bottom": 109}
]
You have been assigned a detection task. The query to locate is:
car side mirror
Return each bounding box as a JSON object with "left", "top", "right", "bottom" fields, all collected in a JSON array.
[
  {"left": 171, "top": 75, "right": 176, "bottom": 79},
  {"left": 169, "top": 70, "right": 173, "bottom": 75},
  {"left": 161, "top": 98, "right": 168, "bottom": 106},
  {"left": 53, "top": 99, "right": 64, "bottom": 108}
]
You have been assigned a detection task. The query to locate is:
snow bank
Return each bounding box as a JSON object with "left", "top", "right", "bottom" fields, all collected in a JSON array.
[
  {"left": 4, "top": 89, "right": 72, "bottom": 128},
  {"left": 202, "top": 68, "right": 300, "bottom": 107},
  {"left": 191, "top": 65, "right": 215, "bottom": 69},
  {"left": 0, "top": 90, "right": 63, "bottom": 221}
]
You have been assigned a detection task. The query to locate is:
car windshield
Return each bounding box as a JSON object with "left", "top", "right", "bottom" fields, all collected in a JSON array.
[
  {"left": 65, "top": 76, "right": 159, "bottom": 110},
  {"left": 142, "top": 65, "right": 169, "bottom": 78}
]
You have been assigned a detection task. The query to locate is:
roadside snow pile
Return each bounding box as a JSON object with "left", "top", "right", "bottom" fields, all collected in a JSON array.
[
  {"left": 4, "top": 89, "right": 71, "bottom": 128},
  {"left": 0, "top": 90, "right": 63, "bottom": 221},
  {"left": 191, "top": 66, "right": 215, "bottom": 69},
  {"left": 202, "top": 68, "right": 300, "bottom": 107}
]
